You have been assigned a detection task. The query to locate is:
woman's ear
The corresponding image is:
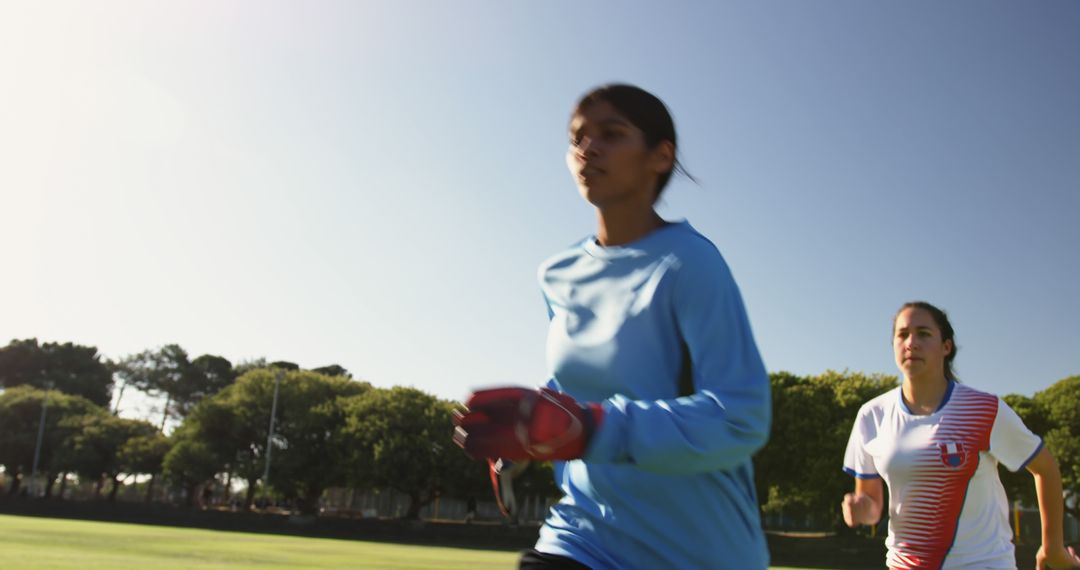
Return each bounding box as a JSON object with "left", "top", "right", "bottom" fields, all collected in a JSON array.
[{"left": 651, "top": 140, "right": 675, "bottom": 175}]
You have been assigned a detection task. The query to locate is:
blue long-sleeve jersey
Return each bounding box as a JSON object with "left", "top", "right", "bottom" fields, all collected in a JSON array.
[{"left": 534, "top": 221, "right": 771, "bottom": 569}]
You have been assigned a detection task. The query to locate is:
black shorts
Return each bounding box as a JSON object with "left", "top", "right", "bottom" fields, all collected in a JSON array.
[{"left": 518, "top": 548, "right": 591, "bottom": 570}]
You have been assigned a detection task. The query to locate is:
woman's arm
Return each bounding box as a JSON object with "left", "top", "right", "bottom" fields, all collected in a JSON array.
[
  {"left": 841, "top": 477, "right": 884, "bottom": 527},
  {"left": 1026, "top": 447, "right": 1080, "bottom": 569},
  {"left": 583, "top": 249, "right": 771, "bottom": 474}
]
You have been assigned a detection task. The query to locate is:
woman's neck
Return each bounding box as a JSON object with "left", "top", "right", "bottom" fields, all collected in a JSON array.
[
  {"left": 902, "top": 374, "right": 951, "bottom": 415},
  {"left": 595, "top": 204, "right": 665, "bottom": 246}
]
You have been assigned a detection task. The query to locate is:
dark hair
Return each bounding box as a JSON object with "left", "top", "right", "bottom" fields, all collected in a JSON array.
[
  {"left": 894, "top": 301, "right": 959, "bottom": 381},
  {"left": 572, "top": 83, "right": 694, "bottom": 202}
]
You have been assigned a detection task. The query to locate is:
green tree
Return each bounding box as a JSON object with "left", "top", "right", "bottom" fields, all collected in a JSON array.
[
  {"left": 1033, "top": 375, "right": 1080, "bottom": 521},
  {"left": 180, "top": 355, "right": 236, "bottom": 417},
  {"left": 167, "top": 380, "right": 272, "bottom": 510},
  {"left": 261, "top": 370, "right": 368, "bottom": 515},
  {"left": 116, "top": 345, "right": 191, "bottom": 429},
  {"left": 516, "top": 461, "right": 559, "bottom": 502},
  {"left": 342, "top": 387, "right": 482, "bottom": 519},
  {"left": 168, "top": 369, "right": 369, "bottom": 514},
  {"left": 116, "top": 346, "right": 236, "bottom": 427},
  {"left": 311, "top": 364, "right": 350, "bottom": 378},
  {"left": 753, "top": 370, "right": 897, "bottom": 524},
  {"left": 163, "top": 424, "right": 223, "bottom": 507},
  {"left": 117, "top": 431, "right": 171, "bottom": 503},
  {"left": 196, "top": 393, "right": 266, "bottom": 510},
  {"left": 0, "top": 339, "right": 114, "bottom": 407},
  {"left": 233, "top": 358, "right": 270, "bottom": 377},
  {"left": 0, "top": 386, "right": 104, "bottom": 496},
  {"left": 58, "top": 414, "right": 159, "bottom": 501}
]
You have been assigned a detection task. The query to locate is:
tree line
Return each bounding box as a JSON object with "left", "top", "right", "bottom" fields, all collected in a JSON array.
[{"left": 0, "top": 338, "right": 1076, "bottom": 523}]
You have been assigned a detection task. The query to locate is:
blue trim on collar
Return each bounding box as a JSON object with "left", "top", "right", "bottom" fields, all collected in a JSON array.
[
  {"left": 935, "top": 379, "right": 956, "bottom": 413},
  {"left": 898, "top": 380, "right": 955, "bottom": 415}
]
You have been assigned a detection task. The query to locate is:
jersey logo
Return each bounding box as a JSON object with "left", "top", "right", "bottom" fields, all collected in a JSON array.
[{"left": 938, "top": 442, "right": 967, "bottom": 468}]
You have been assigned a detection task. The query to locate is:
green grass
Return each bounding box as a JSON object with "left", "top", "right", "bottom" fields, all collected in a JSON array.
[
  {"left": 0, "top": 514, "right": 516, "bottom": 569},
  {"left": 0, "top": 514, "right": 819, "bottom": 569}
]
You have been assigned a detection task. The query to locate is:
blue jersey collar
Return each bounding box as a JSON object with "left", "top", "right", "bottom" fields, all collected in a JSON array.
[{"left": 898, "top": 379, "right": 955, "bottom": 415}]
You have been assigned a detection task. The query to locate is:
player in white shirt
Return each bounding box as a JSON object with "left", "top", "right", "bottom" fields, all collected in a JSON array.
[{"left": 842, "top": 301, "right": 1079, "bottom": 570}]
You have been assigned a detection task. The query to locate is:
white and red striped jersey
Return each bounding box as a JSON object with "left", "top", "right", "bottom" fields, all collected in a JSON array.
[{"left": 844, "top": 381, "right": 1043, "bottom": 569}]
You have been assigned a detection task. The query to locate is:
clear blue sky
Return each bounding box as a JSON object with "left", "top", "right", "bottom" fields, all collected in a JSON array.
[{"left": 2, "top": 2, "right": 1077, "bottom": 420}]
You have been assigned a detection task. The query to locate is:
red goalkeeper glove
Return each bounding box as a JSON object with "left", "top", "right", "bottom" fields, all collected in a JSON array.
[{"left": 452, "top": 387, "right": 604, "bottom": 461}]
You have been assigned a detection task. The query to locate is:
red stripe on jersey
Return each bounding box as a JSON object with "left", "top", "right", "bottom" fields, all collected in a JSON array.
[{"left": 888, "top": 385, "right": 998, "bottom": 569}]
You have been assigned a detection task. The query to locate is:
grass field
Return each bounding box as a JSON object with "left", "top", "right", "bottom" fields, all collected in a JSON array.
[{"left": 0, "top": 514, "right": 813, "bottom": 569}]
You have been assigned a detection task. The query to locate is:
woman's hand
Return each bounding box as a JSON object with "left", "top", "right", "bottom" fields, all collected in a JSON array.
[
  {"left": 841, "top": 493, "right": 880, "bottom": 527},
  {"left": 452, "top": 386, "right": 604, "bottom": 460},
  {"left": 840, "top": 477, "right": 884, "bottom": 527},
  {"left": 1037, "top": 544, "right": 1080, "bottom": 569}
]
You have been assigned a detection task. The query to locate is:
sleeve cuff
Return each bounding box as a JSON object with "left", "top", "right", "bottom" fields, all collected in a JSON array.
[
  {"left": 1017, "top": 438, "right": 1045, "bottom": 471},
  {"left": 843, "top": 466, "right": 881, "bottom": 480},
  {"left": 582, "top": 397, "right": 629, "bottom": 464}
]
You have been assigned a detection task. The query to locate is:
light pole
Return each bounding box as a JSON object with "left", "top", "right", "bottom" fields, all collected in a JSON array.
[
  {"left": 30, "top": 382, "right": 53, "bottom": 497},
  {"left": 262, "top": 369, "right": 283, "bottom": 490}
]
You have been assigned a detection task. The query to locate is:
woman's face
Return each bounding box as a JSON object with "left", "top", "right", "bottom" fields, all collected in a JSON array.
[
  {"left": 893, "top": 307, "right": 952, "bottom": 379},
  {"left": 566, "top": 101, "right": 669, "bottom": 208}
]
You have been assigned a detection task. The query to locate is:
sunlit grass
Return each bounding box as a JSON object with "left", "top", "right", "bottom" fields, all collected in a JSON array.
[
  {"left": 0, "top": 514, "right": 822, "bottom": 569},
  {"left": 0, "top": 514, "right": 515, "bottom": 569}
]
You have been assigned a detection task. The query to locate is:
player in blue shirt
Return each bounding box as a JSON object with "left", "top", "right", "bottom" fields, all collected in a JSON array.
[{"left": 453, "top": 84, "right": 772, "bottom": 569}]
